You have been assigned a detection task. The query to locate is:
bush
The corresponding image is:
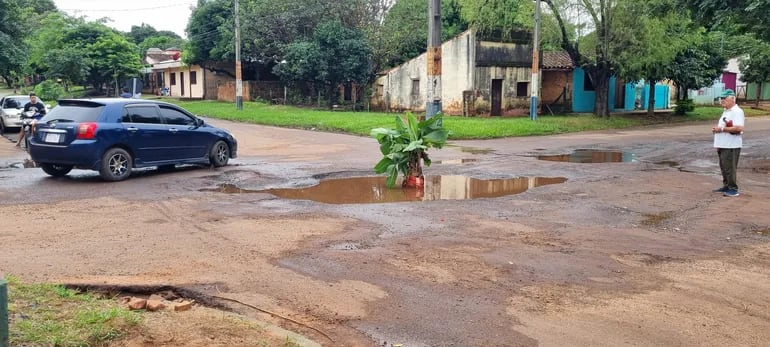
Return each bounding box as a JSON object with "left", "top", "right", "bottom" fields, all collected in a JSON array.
[
  {"left": 674, "top": 98, "right": 695, "bottom": 115},
  {"left": 34, "top": 80, "right": 67, "bottom": 102}
]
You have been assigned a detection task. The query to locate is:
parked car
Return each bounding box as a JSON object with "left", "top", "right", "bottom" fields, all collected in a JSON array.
[
  {"left": 28, "top": 98, "right": 238, "bottom": 181},
  {"left": 0, "top": 95, "right": 50, "bottom": 133}
]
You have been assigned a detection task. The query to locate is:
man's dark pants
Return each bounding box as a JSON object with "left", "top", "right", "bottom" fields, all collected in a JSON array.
[{"left": 718, "top": 148, "right": 741, "bottom": 190}]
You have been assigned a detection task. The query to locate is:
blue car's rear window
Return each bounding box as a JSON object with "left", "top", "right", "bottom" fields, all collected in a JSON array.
[{"left": 41, "top": 104, "right": 104, "bottom": 122}]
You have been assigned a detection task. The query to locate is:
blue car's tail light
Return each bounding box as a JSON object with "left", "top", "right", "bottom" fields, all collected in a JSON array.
[{"left": 77, "top": 122, "right": 98, "bottom": 139}]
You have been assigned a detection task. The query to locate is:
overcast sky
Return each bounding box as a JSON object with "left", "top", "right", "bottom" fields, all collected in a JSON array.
[{"left": 53, "top": 0, "right": 197, "bottom": 38}]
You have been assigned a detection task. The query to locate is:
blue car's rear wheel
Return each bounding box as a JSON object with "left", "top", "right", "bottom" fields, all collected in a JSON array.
[
  {"left": 209, "top": 140, "right": 229, "bottom": 167},
  {"left": 40, "top": 163, "right": 73, "bottom": 177},
  {"left": 100, "top": 148, "right": 132, "bottom": 181}
]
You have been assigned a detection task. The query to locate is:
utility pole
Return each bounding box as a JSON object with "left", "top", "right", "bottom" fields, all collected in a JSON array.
[
  {"left": 234, "top": 0, "right": 243, "bottom": 110},
  {"left": 426, "top": 0, "right": 442, "bottom": 119},
  {"left": 530, "top": 0, "right": 541, "bottom": 120}
]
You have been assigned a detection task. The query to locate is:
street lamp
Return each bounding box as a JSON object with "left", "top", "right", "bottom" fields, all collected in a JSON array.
[{"left": 530, "top": 0, "right": 541, "bottom": 121}]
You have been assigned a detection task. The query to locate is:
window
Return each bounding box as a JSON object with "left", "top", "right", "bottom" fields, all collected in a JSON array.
[
  {"left": 190, "top": 71, "right": 197, "bottom": 85},
  {"left": 124, "top": 106, "right": 162, "bottom": 124},
  {"left": 170, "top": 72, "right": 176, "bottom": 86},
  {"left": 411, "top": 79, "right": 420, "bottom": 96},
  {"left": 516, "top": 82, "right": 529, "bottom": 97},
  {"left": 160, "top": 105, "right": 196, "bottom": 125},
  {"left": 583, "top": 71, "right": 595, "bottom": 91}
]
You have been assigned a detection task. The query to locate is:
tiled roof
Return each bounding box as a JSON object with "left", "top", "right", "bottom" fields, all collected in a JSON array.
[{"left": 542, "top": 51, "right": 573, "bottom": 69}]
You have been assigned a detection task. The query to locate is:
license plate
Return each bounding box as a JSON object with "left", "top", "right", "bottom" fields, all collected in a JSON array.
[{"left": 45, "top": 133, "right": 61, "bottom": 143}]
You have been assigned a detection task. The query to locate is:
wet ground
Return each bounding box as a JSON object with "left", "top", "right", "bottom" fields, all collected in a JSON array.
[{"left": 1, "top": 117, "right": 770, "bottom": 346}]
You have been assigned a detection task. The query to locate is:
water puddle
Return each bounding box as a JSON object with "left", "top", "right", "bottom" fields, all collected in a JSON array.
[
  {"left": 434, "top": 159, "right": 478, "bottom": 165},
  {"left": 446, "top": 145, "right": 495, "bottom": 155},
  {"left": 202, "top": 175, "right": 567, "bottom": 204},
  {"left": 537, "top": 149, "right": 634, "bottom": 163}
]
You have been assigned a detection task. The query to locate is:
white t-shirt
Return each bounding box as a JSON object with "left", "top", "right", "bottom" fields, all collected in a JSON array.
[{"left": 714, "top": 104, "right": 744, "bottom": 149}]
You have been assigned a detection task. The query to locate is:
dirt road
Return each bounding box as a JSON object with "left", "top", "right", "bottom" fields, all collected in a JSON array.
[{"left": 1, "top": 116, "right": 769, "bottom": 346}]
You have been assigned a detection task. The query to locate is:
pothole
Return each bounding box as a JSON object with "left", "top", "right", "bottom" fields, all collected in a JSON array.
[
  {"left": 537, "top": 149, "right": 635, "bottom": 163},
  {"left": 200, "top": 175, "right": 567, "bottom": 204}
]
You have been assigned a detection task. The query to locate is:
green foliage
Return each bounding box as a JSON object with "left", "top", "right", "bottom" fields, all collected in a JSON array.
[
  {"left": 138, "top": 35, "right": 185, "bottom": 53},
  {"left": 371, "top": 113, "right": 450, "bottom": 188},
  {"left": 458, "top": 0, "right": 533, "bottom": 36},
  {"left": 185, "top": 0, "right": 233, "bottom": 65},
  {"left": 34, "top": 79, "right": 66, "bottom": 101},
  {"left": 674, "top": 98, "right": 695, "bottom": 115},
  {"left": 6, "top": 275, "right": 142, "bottom": 346},
  {"left": 738, "top": 39, "right": 770, "bottom": 85},
  {"left": 668, "top": 32, "right": 727, "bottom": 99},
  {"left": 680, "top": 0, "right": 770, "bottom": 41},
  {"left": 127, "top": 23, "right": 181, "bottom": 45},
  {"left": 0, "top": 0, "right": 28, "bottom": 86},
  {"left": 379, "top": 0, "right": 468, "bottom": 68},
  {"left": 274, "top": 21, "right": 372, "bottom": 108}
]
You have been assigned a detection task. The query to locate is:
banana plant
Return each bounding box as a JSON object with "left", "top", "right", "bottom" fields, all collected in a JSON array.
[{"left": 371, "top": 113, "right": 450, "bottom": 188}]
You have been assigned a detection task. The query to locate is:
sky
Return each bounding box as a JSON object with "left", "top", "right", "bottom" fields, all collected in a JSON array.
[{"left": 53, "top": 0, "right": 197, "bottom": 38}]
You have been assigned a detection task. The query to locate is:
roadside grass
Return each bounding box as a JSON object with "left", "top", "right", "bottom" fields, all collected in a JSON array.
[
  {"left": 168, "top": 100, "right": 769, "bottom": 140},
  {"left": 4, "top": 275, "right": 306, "bottom": 346},
  {"left": 5, "top": 275, "right": 141, "bottom": 346}
]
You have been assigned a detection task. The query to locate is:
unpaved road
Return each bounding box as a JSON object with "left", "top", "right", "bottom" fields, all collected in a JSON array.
[{"left": 1, "top": 115, "right": 770, "bottom": 346}]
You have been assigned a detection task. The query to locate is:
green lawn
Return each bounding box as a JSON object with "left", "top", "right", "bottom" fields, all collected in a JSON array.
[{"left": 165, "top": 99, "right": 768, "bottom": 140}]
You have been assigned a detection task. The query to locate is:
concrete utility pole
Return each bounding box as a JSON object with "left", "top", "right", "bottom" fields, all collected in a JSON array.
[
  {"left": 426, "top": 0, "right": 442, "bottom": 119},
  {"left": 234, "top": 0, "right": 243, "bottom": 110},
  {"left": 530, "top": 0, "right": 541, "bottom": 120}
]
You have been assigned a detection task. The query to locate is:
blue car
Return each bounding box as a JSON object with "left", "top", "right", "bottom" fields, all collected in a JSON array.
[{"left": 29, "top": 98, "right": 238, "bottom": 181}]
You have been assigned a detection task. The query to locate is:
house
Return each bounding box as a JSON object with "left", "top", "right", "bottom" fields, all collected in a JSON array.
[
  {"left": 689, "top": 58, "right": 747, "bottom": 105},
  {"left": 144, "top": 48, "right": 233, "bottom": 100},
  {"left": 371, "top": 29, "right": 535, "bottom": 116}
]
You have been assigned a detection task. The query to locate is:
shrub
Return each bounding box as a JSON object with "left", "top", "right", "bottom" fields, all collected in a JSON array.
[
  {"left": 34, "top": 80, "right": 67, "bottom": 102},
  {"left": 674, "top": 98, "right": 695, "bottom": 115}
]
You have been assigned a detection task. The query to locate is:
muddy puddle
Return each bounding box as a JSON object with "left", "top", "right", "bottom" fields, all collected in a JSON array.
[
  {"left": 202, "top": 175, "right": 567, "bottom": 204},
  {"left": 537, "top": 149, "right": 634, "bottom": 163}
]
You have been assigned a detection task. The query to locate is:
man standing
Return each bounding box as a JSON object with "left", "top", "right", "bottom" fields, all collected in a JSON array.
[
  {"left": 712, "top": 89, "right": 745, "bottom": 197},
  {"left": 15, "top": 93, "right": 46, "bottom": 147}
]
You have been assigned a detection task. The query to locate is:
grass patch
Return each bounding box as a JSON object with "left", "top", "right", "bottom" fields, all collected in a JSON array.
[
  {"left": 5, "top": 275, "right": 141, "bottom": 346},
  {"left": 165, "top": 100, "right": 769, "bottom": 140}
]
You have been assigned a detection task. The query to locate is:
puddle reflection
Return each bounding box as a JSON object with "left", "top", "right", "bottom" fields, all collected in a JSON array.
[
  {"left": 203, "top": 175, "right": 567, "bottom": 204},
  {"left": 537, "top": 149, "right": 634, "bottom": 163}
]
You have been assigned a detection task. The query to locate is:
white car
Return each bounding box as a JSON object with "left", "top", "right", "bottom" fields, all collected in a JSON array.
[{"left": 0, "top": 95, "right": 49, "bottom": 133}]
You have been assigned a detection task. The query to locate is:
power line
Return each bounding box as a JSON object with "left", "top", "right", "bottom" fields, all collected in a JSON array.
[{"left": 59, "top": 3, "right": 193, "bottom": 13}]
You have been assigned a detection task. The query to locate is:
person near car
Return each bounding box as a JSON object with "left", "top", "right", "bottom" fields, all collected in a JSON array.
[
  {"left": 712, "top": 89, "right": 745, "bottom": 197},
  {"left": 120, "top": 87, "right": 133, "bottom": 98},
  {"left": 15, "top": 92, "right": 47, "bottom": 147}
]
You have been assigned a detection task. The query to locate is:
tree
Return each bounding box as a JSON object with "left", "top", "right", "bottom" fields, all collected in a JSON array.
[
  {"left": 0, "top": 0, "right": 28, "bottom": 87},
  {"left": 458, "top": 0, "right": 533, "bottom": 36},
  {"left": 667, "top": 33, "right": 726, "bottom": 101},
  {"left": 680, "top": 0, "right": 770, "bottom": 41},
  {"left": 89, "top": 33, "right": 144, "bottom": 93},
  {"left": 274, "top": 21, "right": 372, "bottom": 109},
  {"left": 139, "top": 35, "right": 186, "bottom": 52},
  {"left": 739, "top": 40, "right": 770, "bottom": 106},
  {"left": 185, "top": 0, "right": 233, "bottom": 65},
  {"left": 42, "top": 46, "right": 90, "bottom": 90},
  {"left": 379, "top": 0, "right": 467, "bottom": 69},
  {"left": 614, "top": 0, "right": 695, "bottom": 116},
  {"left": 543, "top": 0, "right": 620, "bottom": 117}
]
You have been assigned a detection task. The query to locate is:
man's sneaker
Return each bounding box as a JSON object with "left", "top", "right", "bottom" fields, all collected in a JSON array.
[
  {"left": 713, "top": 187, "right": 729, "bottom": 193},
  {"left": 723, "top": 189, "right": 740, "bottom": 197}
]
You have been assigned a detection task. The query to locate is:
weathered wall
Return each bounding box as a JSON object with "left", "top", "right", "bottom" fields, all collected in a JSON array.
[
  {"left": 542, "top": 70, "right": 571, "bottom": 104},
  {"left": 372, "top": 31, "right": 474, "bottom": 114},
  {"left": 371, "top": 29, "right": 535, "bottom": 116},
  {"left": 473, "top": 66, "right": 531, "bottom": 116}
]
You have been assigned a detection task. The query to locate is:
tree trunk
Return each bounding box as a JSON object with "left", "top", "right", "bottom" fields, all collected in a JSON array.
[
  {"left": 590, "top": 67, "right": 611, "bottom": 118},
  {"left": 757, "top": 83, "right": 763, "bottom": 107},
  {"left": 647, "top": 79, "right": 656, "bottom": 117}
]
